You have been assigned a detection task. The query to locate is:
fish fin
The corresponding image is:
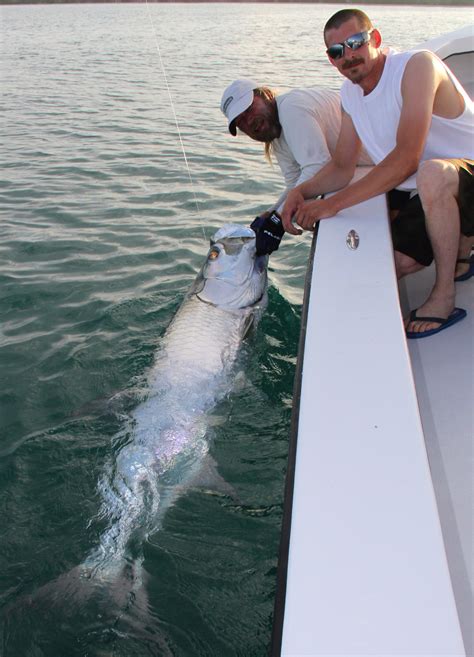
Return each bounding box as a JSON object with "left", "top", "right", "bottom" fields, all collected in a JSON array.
[
  {"left": 232, "top": 370, "right": 248, "bottom": 393},
  {"left": 6, "top": 557, "right": 148, "bottom": 618},
  {"left": 3, "top": 559, "right": 154, "bottom": 655},
  {"left": 188, "top": 454, "right": 239, "bottom": 502},
  {"left": 241, "top": 313, "right": 255, "bottom": 339},
  {"left": 206, "top": 413, "right": 228, "bottom": 428},
  {"left": 71, "top": 389, "right": 139, "bottom": 420}
]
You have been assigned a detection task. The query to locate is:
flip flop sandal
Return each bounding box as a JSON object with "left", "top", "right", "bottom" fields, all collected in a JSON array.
[
  {"left": 406, "top": 307, "right": 467, "bottom": 339},
  {"left": 454, "top": 254, "right": 474, "bottom": 282}
]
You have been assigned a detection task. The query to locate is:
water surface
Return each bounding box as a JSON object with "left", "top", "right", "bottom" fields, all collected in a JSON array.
[{"left": 1, "top": 4, "right": 472, "bottom": 655}]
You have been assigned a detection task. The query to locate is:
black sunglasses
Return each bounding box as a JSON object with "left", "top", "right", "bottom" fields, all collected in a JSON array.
[{"left": 326, "top": 31, "right": 372, "bottom": 60}]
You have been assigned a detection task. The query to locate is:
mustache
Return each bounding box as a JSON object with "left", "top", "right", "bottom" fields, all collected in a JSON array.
[{"left": 342, "top": 58, "right": 364, "bottom": 70}]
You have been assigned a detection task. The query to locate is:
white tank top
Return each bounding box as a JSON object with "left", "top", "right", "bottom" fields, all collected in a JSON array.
[{"left": 340, "top": 48, "right": 474, "bottom": 190}]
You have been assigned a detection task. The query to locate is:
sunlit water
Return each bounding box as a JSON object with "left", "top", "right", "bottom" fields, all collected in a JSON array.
[{"left": 1, "top": 4, "right": 472, "bottom": 655}]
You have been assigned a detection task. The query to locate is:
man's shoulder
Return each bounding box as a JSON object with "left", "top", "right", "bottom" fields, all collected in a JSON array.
[
  {"left": 402, "top": 49, "right": 438, "bottom": 70},
  {"left": 387, "top": 48, "right": 436, "bottom": 71},
  {"left": 385, "top": 49, "right": 439, "bottom": 89},
  {"left": 342, "top": 49, "right": 427, "bottom": 100},
  {"left": 279, "top": 86, "right": 339, "bottom": 100},
  {"left": 278, "top": 86, "right": 339, "bottom": 110}
]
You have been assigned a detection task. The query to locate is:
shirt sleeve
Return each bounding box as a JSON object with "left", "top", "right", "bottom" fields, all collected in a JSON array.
[
  {"left": 270, "top": 98, "right": 334, "bottom": 213},
  {"left": 279, "top": 101, "right": 332, "bottom": 186}
]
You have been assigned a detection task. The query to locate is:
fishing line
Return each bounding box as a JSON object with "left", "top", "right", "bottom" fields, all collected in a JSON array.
[{"left": 144, "top": 0, "right": 206, "bottom": 240}]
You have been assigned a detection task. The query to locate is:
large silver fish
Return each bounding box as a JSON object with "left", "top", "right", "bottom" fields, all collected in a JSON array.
[
  {"left": 3, "top": 224, "right": 268, "bottom": 632},
  {"left": 84, "top": 223, "right": 268, "bottom": 577}
]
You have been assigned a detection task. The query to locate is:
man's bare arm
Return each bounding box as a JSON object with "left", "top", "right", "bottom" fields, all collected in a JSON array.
[
  {"left": 281, "top": 110, "right": 361, "bottom": 233},
  {"left": 294, "top": 52, "right": 441, "bottom": 227}
]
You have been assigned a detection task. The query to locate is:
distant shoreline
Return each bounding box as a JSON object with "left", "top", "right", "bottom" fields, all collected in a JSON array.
[{"left": 2, "top": 0, "right": 473, "bottom": 6}]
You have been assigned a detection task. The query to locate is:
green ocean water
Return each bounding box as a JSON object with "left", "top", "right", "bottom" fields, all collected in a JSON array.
[{"left": 1, "top": 3, "right": 472, "bottom": 655}]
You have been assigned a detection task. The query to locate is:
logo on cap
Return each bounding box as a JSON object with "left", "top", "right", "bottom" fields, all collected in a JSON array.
[{"left": 223, "top": 96, "right": 233, "bottom": 115}]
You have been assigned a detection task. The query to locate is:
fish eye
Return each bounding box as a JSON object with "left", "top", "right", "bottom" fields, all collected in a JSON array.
[{"left": 208, "top": 247, "right": 220, "bottom": 260}]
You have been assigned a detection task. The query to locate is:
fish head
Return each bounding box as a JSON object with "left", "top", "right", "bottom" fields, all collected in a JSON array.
[{"left": 195, "top": 224, "right": 268, "bottom": 309}]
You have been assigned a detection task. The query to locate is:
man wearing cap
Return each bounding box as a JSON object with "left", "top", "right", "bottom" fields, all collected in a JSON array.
[{"left": 221, "top": 79, "right": 370, "bottom": 255}]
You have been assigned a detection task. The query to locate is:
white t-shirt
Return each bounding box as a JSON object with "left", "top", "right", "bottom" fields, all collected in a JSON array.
[
  {"left": 270, "top": 88, "right": 342, "bottom": 213},
  {"left": 340, "top": 48, "right": 474, "bottom": 191}
]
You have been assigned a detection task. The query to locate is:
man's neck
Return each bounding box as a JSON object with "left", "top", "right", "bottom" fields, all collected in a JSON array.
[{"left": 360, "top": 51, "right": 387, "bottom": 96}]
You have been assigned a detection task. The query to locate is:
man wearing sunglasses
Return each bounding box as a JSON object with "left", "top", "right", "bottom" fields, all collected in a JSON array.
[
  {"left": 282, "top": 8, "right": 474, "bottom": 339},
  {"left": 220, "top": 79, "right": 371, "bottom": 255}
]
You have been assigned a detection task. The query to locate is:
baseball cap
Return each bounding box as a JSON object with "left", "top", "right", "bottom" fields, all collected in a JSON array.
[{"left": 220, "top": 79, "right": 259, "bottom": 136}]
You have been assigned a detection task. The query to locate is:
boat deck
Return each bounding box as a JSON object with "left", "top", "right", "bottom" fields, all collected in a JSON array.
[
  {"left": 402, "top": 266, "right": 473, "bottom": 655},
  {"left": 271, "top": 192, "right": 470, "bottom": 656}
]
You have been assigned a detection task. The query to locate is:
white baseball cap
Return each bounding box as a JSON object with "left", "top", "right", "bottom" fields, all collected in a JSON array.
[{"left": 220, "top": 79, "right": 259, "bottom": 136}]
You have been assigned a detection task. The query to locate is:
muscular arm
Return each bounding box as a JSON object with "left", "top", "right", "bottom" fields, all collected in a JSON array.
[{"left": 290, "top": 53, "right": 442, "bottom": 230}]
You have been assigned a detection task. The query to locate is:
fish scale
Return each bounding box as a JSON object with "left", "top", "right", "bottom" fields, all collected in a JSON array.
[{"left": 161, "top": 295, "right": 250, "bottom": 376}]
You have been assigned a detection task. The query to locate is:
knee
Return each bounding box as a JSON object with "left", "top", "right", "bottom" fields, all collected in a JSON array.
[
  {"left": 395, "top": 250, "right": 424, "bottom": 279},
  {"left": 416, "top": 159, "right": 458, "bottom": 205}
]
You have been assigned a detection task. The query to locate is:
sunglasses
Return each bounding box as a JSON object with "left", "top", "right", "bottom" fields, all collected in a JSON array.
[{"left": 326, "top": 31, "right": 372, "bottom": 60}]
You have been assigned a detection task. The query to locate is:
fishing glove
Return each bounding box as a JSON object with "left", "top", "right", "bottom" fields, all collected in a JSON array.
[{"left": 250, "top": 212, "right": 285, "bottom": 256}]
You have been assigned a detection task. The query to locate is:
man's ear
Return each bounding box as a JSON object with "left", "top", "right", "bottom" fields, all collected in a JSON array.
[{"left": 372, "top": 29, "right": 382, "bottom": 48}]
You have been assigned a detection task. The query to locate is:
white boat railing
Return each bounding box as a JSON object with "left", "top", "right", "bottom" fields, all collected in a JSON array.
[{"left": 271, "top": 191, "right": 466, "bottom": 657}]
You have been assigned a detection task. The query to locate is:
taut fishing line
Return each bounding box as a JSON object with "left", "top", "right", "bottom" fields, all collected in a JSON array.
[{"left": 144, "top": 0, "right": 206, "bottom": 240}]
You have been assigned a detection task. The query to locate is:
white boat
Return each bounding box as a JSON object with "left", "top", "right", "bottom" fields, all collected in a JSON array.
[{"left": 271, "top": 25, "right": 473, "bottom": 657}]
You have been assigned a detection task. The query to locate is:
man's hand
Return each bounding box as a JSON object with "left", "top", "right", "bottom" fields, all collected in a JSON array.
[
  {"left": 250, "top": 212, "right": 285, "bottom": 256},
  {"left": 294, "top": 197, "right": 339, "bottom": 230},
  {"left": 281, "top": 190, "right": 304, "bottom": 235}
]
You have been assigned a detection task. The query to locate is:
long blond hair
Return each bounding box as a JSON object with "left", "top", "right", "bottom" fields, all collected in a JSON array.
[{"left": 254, "top": 86, "right": 279, "bottom": 163}]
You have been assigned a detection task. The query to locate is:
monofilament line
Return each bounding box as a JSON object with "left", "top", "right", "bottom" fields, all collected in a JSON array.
[{"left": 144, "top": 0, "right": 206, "bottom": 240}]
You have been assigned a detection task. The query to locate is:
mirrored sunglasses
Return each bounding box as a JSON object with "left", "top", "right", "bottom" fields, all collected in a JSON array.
[{"left": 326, "top": 31, "right": 372, "bottom": 60}]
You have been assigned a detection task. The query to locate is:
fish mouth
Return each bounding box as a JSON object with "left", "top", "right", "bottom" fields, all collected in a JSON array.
[
  {"left": 193, "top": 223, "right": 268, "bottom": 309},
  {"left": 196, "top": 276, "right": 265, "bottom": 309}
]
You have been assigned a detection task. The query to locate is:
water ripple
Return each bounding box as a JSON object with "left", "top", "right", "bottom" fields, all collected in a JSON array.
[{"left": 1, "top": 4, "right": 471, "bottom": 655}]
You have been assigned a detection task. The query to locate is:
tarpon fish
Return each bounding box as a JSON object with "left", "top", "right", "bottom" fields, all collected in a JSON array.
[
  {"left": 3, "top": 223, "right": 267, "bottom": 632},
  {"left": 84, "top": 223, "right": 268, "bottom": 577}
]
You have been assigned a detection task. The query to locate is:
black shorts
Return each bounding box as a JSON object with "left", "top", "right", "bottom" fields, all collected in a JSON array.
[{"left": 389, "top": 159, "right": 474, "bottom": 266}]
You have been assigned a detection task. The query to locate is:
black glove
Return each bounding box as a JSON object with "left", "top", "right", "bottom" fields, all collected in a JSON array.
[{"left": 250, "top": 212, "right": 285, "bottom": 256}]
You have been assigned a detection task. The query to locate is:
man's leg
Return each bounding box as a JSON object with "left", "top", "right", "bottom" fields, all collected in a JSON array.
[
  {"left": 389, "top": 188, "right": 432, "bottom": 281},
  {"left": 455, "top": 234, "right": 474, "bottom": 279},
  {"left": 394, "top": 251, "right": 424, "bottom": 279},
  {"left": 405, "top": 159, "right": 460, "bottom": 335}
]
